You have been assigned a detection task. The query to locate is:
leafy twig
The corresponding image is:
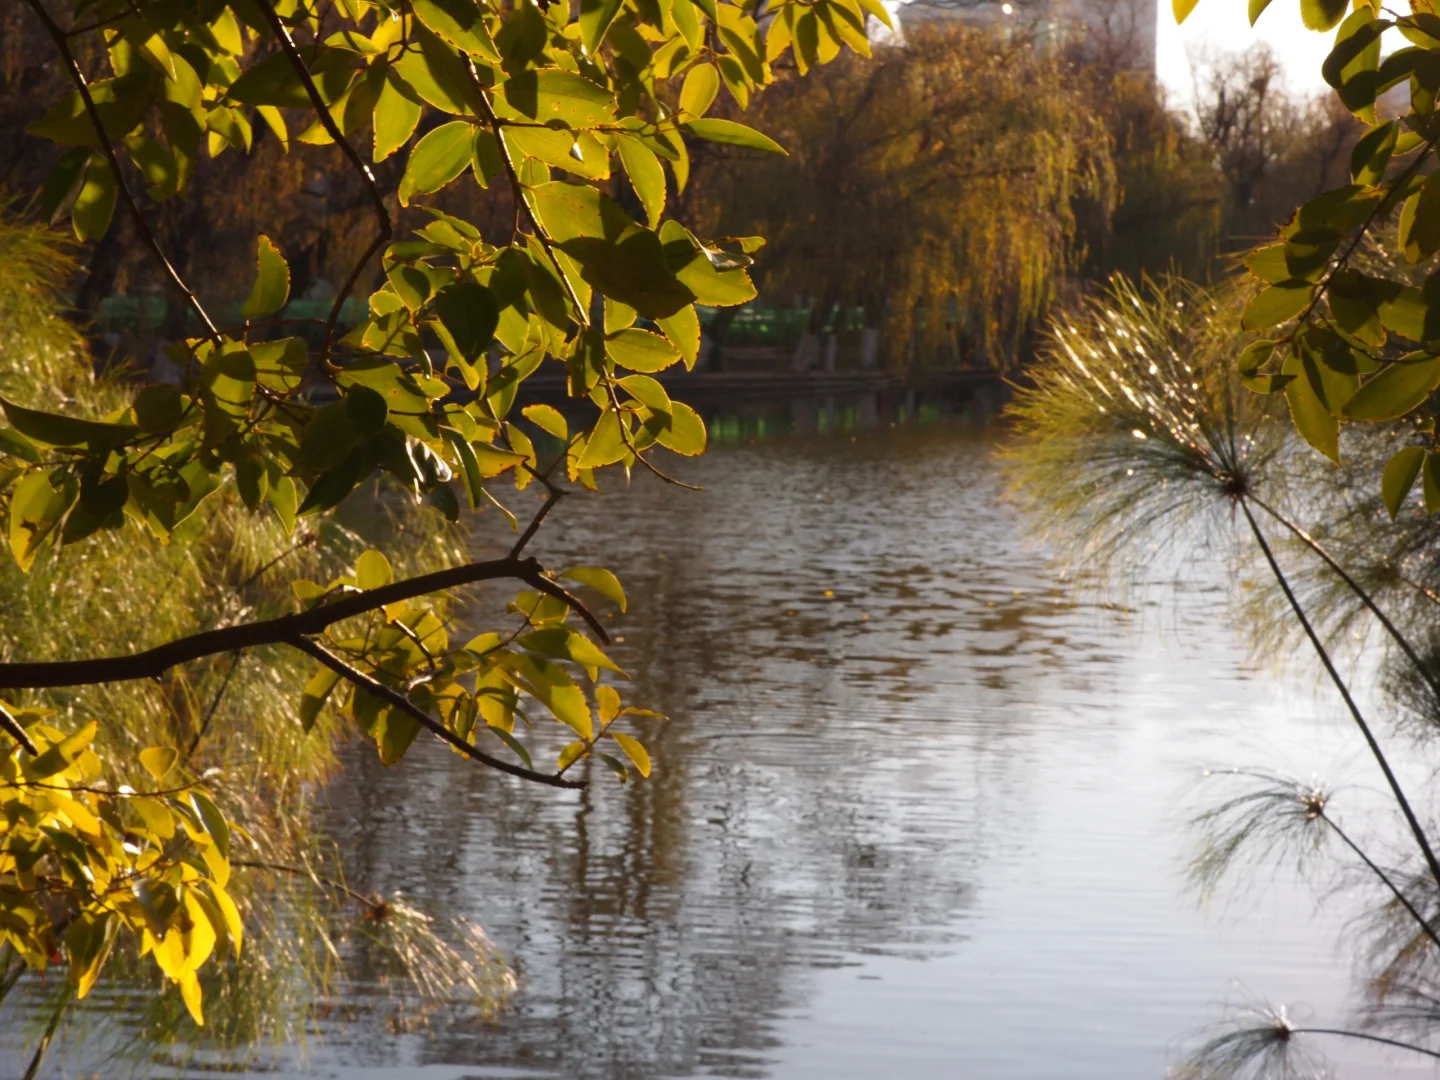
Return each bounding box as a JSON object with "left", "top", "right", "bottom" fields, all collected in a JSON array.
[{"left": 288, "top": 635, "right": 584, "bottom": 788}]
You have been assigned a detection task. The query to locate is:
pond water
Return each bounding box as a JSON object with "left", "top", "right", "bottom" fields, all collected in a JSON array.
[{"left": 10, "top": 423, "right": 1428, "bottom": 1078}]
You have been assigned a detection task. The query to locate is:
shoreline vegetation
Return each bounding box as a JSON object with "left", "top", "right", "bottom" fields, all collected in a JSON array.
[{"left": 0, "top": 216, "right": 517, "bottom": 1074}]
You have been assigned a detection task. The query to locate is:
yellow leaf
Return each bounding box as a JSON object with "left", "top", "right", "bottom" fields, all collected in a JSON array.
[
  {"left": 597, "top": 685, "right": 621, "bottom": 724},
  {"left": 610, "top": 731, "right": 652, "bottom": 777},
  {"left": 179, "top": 969, "right": 205, "bottom": 1026},
  {"left": 139, "top": 745, "right": 178, "bottom": 783},
  {"left": 183, "top": 890, "right": 217, "bottom": 972},
  {"left": 207, "top": 882, "right": 245, "bottom": 960}
]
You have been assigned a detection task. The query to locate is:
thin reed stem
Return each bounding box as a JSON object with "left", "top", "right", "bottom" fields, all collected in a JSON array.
[
  {"left": 1238, "top": 497, "right": 1440, "bottom": 895},
  {"left": 1321, "top": 813, "right": 1440, "bottom": 952},
  {"left": 1248, "top": 494, "right": 1440, "bottom": 711}
]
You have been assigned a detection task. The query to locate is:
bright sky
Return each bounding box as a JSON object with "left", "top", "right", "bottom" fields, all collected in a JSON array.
[{"left": 1156, "top": 0, "right": 1335, "bottom": 107}]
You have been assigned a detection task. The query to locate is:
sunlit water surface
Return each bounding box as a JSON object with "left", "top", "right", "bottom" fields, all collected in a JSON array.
[{"left": 14, "top": 425, "right": 1432, "bottom": 1078}]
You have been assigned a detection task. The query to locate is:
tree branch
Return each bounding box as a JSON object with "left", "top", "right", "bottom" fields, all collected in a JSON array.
[
  {"left": 254, "top": 0, "right": 392, "bottom": 364},
  {"left": 0, "top": 554, "right": 606, "bottom": 690},
  {"left": 25, "top": 0, "right": 221, "bottom": 343},
  {"left": 288, "top": 635, "right": 583, "bottom": 788}
]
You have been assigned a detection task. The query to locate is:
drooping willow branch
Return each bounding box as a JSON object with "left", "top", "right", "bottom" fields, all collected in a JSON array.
[
  {"left": 0, "top": 554, "right": 605, "bottom": 691},
  {"left": 254, "top": 0, "right": 392, "bottom": 364},
  {"left": 24, "top": 0, "right": 222, "bottom": 344},
  {"left": 1238, "top": 497, "right": 1440, "bottom": 894},
  {"left": 289, "top": 635, "right": 583, "bottom": 788}
]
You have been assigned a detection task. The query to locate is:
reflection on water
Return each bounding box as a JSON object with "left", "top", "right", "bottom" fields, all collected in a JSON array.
[{"left": 11, "top": 425, "right": 1421, "bottom": 1078}]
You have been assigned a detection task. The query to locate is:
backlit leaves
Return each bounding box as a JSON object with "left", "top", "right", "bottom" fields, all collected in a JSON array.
[{"left": 241, "top": 235, "right": 290, "bottom": 318}]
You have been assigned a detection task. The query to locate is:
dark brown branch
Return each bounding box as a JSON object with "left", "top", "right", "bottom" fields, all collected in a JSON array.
[
  {"left": 288, "top": 635, "right": 583, "bottom": 788},
  {"left": 25, "top": 0, "right": 221, "bottom": 343},
  {"left": 254, "top": 0, "right": 392, "bottom": 364},
  {"left": 468, "top": 63, "right": 591, "bottom": 325},
  {"left": 509, "top": 483, "right": 564, "bottom": 558},
  {"left": 0, "top": 554, "right": 606, "bottom": 690}
]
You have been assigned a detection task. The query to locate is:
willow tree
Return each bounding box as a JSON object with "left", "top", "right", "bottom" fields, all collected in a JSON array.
[
  {"left": 688, "top": 23, "right": 1115, "bottom": 369},
  {"left": 0, "top": 0, "right": 876, "bottom": 1034}
]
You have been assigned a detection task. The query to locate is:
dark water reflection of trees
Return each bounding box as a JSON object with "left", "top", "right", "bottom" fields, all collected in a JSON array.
[{"left": 317, "top": 428, "right": 1102, "bottom": 1078}]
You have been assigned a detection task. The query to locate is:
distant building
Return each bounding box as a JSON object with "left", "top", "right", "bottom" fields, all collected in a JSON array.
[{"left": 880, "top": 0, "right": 1157, "bottom": 73}]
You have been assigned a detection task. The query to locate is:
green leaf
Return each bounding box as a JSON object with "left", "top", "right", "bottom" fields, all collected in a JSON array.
[
  {"left": 139, "top": 746, "right": 178, "bottom": 783},
  {"left": 1383, "top": 445, "right": 1426, "bottom": 518},
  {"left": 488, "top": 725, "right": 533, "bottom": 768},
  {"left": 39, "top": 148, "right": 91, "bottom": 226},
  {"left": 191, "top": 791, "right": 230, "bottom": 861},
  {"left": 519, "top": 627, "right": 625, "bottom": 673},
  {"left": 27, "top": 73, "right": 154, "bottom": 148},
  {"left": 24, "top": 721, "right": 96, "bottom": 781},
  {"left": 1300, "top": 0, "right": 1347, "bottom": 32},
  {"left": 299, "top": 666, "right": 342, "bottom": 732},
  {"left": 71, "top": 158, "right": 118, "bottom": 242},
  {"left": 1242, "top": 372, "right": 1295, "bottom": 394},
  {"left": 499, "top": 70, "right": 616, "bottom": 128},
  {"left": 682, "top": 118, "right": 785, "bottom": 154},
  {"left": 580, "top": 0, "right": 625, "bottom": 54},
  {"left": 577, "top": 409, "right": 628, "bottom": 467},
  {"left": 0, "top": 427, "right": 40, "bottom": 464},
  {"left": 620, "top": 373, "right": 673, "bottom": 414},
  {"left": 1241, "top": 283, "right": 1313, "bottom": 331},
  {"left": 373, "top": 68, "right": 423, "bottom": 162},
  {"left": 1245, "top": 244, "right": 1292, "bottom": 285},
  {"left": 1249, "top": 0, "right": 1274, "bottom": 24},
  {"left": 1173, "top": 0, "right": 1201, "bottom": 22},
  {"left": 1327, "top": 271, "right": 1386, "bottom": 348},
  {"left": 560, "top": 566, "right": 627, "bottom": 611},
  {"left": 235, "top": 447, "right": 268, "bottom": 510},
  {"left": 1350, "top": 121, "right": 1398, "bottom": 185},
  {"left": 657, "top": 305, "right": 702, "bottom": 368},
  {"left": 609, "top": 730, "right": 651, "bottom": 777},
  {"left": 374, "top": 711, "right": 420, "bottom": 771},
  {"left": 387, "top": 264, "right": 431, "bottom": 311},
  {"left": 0, "top": 398, "right": 134, "bottom": 449},
  {"left": 433, "top": 281, "right": 499, "bottom": 363},
  {"left": 660, "top": 221, "right": 757, "bottom": 307},
  {"left": 242, "top": 235, "right": 290, "bottom": 318},
  {"left": 399, "top": 120, "right": 474, "bottom": 204},
  {"left": 269, "top": 471, "right": 298, "bottom": 533},
  {"left": 680, "top": 64, "right": 721, "bottom": 117},
  {"left": 1343, "top": 353, "right": 1440, "bottom": 421},
  {"left": 522, "top": 404, "right": 568, "bottom": 439},
  {"left": 527, "top": 183, "right": 695, "bottom": 318},
  {"left": 441, "top": 427, "right": 485, "bottom": 508},
  {"left": 393, "top": 29, "right": 482, "bottom": 115},
  {"left": 133, "top": 384, "right": 185, "bottom": 433},
  {"left": 355, "top": 549, "right": 394, "bottom": 590},
  {"left": 558, "top": 740, "right": 588, "bottom": 771},
  {"left": 655, "top": 400, "right": 706, "bottom": 456},
  {"left": 1324, "top": 8, "right": 1384, "bottom": 120},
  {"left": 607, "top": 328, "right": 682, "bottom": 372},
  {"left": 1403, "top": 171, "right": 1440, "bottom": 262},
  {"left": 227, "top": 51, "right": 311, "bottom": 107},
  {"left": 617, "top": 135, "right": 666, "bottom": 229},
  {"left": 598, "top": 751, "right": 629, "bottom": 783},
  {"left": 1283, "top": 348, "right": 1342, "bottom": 462},
  {"left": 299, "top": 446, "right": 370, "bottom": 515},
  {"left": 1378, "top": 286, "right": 1427, "bottom": 340},
  {"left": 410, "top": 0, "right": 501, "bottom": 61}
]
